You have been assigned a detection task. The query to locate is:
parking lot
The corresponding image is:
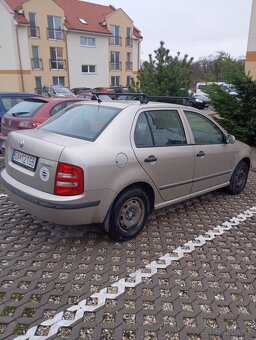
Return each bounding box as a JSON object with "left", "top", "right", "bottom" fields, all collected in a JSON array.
[{"left": 0, "top": 155, "right": 256, "bottom": 339}]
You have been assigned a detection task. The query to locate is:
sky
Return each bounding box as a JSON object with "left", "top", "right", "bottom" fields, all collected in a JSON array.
[{"left": 85, "top": 0, "right": 253, "bottom": 61}]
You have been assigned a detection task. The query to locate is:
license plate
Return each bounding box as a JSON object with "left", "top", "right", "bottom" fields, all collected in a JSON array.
[{"left": 12, "top": 150, "right": 37, "bottom": 170}]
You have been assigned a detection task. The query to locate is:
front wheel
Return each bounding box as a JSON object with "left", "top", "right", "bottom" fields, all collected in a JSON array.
[
  {"left": 109, "top": 188, "right": 150, "bottom": 241},
  {"left": 225, "top": 161, "right": 249, "bottom": 195}
]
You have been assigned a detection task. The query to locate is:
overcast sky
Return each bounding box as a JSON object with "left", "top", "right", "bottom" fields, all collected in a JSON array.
[{"left": 86, "top": 0, "right": 252, "bottom": 61}]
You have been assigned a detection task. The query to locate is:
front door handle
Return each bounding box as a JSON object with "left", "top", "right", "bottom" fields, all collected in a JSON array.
[
  {"left": 144, "top": 155, "right": 157, "bottom": 163},
  {"left": 197, "top": 151, "right": 205, "bottom": 157}
]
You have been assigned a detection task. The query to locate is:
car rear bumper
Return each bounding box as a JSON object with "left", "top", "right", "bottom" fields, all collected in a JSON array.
[{"left": 0, "top": 168, "right": 115, "bottom": 225}]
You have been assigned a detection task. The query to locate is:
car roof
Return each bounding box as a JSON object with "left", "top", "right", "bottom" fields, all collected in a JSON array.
[
  {"left": 80, "top": 99, "right": 189, "bottom": 110},
  {"left": 0, "top": 92, "right": 40, "bottom": 97},
  {"left": 22, "top": 97, "right": 83, "bottom": 103}
]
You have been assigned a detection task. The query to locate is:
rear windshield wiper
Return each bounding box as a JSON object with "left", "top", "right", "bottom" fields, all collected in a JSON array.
[{"left": 11, "top": 111, "right": 30, "bottom": 116}]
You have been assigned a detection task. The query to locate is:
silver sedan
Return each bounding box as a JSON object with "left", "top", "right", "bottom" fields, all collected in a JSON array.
[{"left": 0, "top": 99, "right": 252, "bottom": 240}]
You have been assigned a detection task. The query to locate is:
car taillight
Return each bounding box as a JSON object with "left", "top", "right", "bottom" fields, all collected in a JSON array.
[
  {"left": 54, "top": 162, "right": 84, "bottom": 196},
  {"left": 18, "top": 121, "right": 41, "bottom": 129}
]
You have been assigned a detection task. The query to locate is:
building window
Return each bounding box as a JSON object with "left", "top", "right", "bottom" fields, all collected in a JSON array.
[
  {"left": 110, "top": 25, "right": 121, "bottom": 46},
  {"left": 126, "top": 27, "right": 132, "bottom": 47},
  {"left": 50, "top": 47, "right": 65, "bottom": 70},
  {"left": 127, "top": 76, "right": 132, "bottom": 86},
  {"left": 111, "top": 76, "right": 120, "bottom": 86},
  {"left": 31, "top": 46, "right": 43, "bottom": 69},
  {"left": 28, "top": 12, "right": 39, "bottom": 38},
  {"left": 110, "top": 51, "right": 121, "bottom": 70},
  {"left": 35, "top": 77, "right": 43, "bottom": 94},
  {"left": 126, "top": 52, "right": 132, "bottom": 70},
  {"left": 81, "top": 65, "right": 96, "bottom": 73},
  {"left": 80, "top": 36, "right": 95, "bottom": 47},
  {"left": 52, "top": 76, "right": 65, "bottom": 86},
  {"left": 47, "top": 16, "right": 63, "bottom": 40}
]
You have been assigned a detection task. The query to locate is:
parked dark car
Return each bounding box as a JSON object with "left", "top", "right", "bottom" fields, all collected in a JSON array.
[
  {"left": 0, "top": 91, "right": 40, "bottom": 125},
  {"left": 188, "top": 90, "right": 210, "bottom": 109},
  {"left": 0, "top": 97, "right": 83, "bottom": 153}
]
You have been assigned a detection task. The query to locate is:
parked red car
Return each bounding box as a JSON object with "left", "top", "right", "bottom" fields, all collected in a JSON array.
[
  {"left": 0, "top": 96, "right": 83, "bottom": 153},
  {"left": 76, "top": 92, "right": 113, "bottom": 102}
]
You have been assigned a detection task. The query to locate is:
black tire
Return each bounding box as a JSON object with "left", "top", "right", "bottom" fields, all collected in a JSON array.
[
  {"left": 109, "top": 188, "right": 150, "bottom": 241},
  {"left": 225, "top": 161, "right": 249, "bottom": 195}
]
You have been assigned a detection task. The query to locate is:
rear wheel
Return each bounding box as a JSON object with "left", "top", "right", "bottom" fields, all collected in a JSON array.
[
  {"left": 225, "top": 161, "right": 249, "bottom": 195},
  {"left": 109, "top": 188, "right": 150, "bottom": 241}
]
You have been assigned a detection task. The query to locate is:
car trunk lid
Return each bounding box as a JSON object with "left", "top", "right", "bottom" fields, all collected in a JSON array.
[{"left": 5, "top": 129, "right": 88, "bottom": 194}]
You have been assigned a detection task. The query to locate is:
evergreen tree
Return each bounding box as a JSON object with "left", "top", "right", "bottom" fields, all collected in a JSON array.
[
  {"left": 135, "top": 41, "right": 193, "bottom": 96},
  {"left": 210, "top": 74, "right": 256, "bottom": 146}
]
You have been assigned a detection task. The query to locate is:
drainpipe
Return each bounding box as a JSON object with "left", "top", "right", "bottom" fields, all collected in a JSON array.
[
  {"left": 16, "top": 25, "right": 25, "bottom": 91},
  {"left": 64, "top": 30, "right": 71, "bottom": 88}
]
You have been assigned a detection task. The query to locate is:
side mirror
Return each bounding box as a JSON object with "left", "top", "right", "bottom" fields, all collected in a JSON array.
[{"left": 226, "top": 134, "right": 235, "bottom": 144}]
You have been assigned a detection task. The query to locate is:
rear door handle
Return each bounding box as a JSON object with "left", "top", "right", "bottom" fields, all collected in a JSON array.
[
  {"left": 197, "top": 151, "right": 205, "bottom": 157},
  {"left": 144, "top": 155, "right": 157, "bottom": 163}
]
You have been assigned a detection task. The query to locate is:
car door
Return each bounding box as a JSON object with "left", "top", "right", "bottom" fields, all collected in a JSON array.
[
  {"left": 183, "top": 110, "right": 235, "bottom": 193},
  {"left": 132, "top": 109, "right": 195, "bottom": 202}
]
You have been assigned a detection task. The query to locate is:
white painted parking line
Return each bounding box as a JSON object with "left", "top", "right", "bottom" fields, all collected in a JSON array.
[{"left": 14, "top": 206, "right": 256, "bottom": 340}]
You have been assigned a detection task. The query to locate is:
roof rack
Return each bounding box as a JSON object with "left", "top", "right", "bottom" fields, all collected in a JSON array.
[{"left": 91, "top": 91, "right": 190, "bottom": 105}]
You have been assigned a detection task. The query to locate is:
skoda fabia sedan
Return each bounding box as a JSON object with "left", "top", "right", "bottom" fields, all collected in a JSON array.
[{"left": 0, "top": 99, "right": 251, "bottom": 240}]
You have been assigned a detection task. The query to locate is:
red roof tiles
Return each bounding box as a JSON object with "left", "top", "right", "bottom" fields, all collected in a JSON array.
[
  {"left": 54, "top": 0, "right": 114, "bottom": 35},
  {"left": 3, "top": 0, "right": 142, "bottom": 38}
]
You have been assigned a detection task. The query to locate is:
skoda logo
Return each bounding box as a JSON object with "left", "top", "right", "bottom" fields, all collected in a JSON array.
[
  {"left": 19, "top": 140, "right": 24, "bottom": 148},
  {"left": 40, "top": 167, "right": 50, "bottom": 182}
]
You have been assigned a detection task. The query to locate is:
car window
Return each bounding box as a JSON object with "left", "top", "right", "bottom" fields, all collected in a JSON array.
[
  {"left": 135, "top": 110, "right": 187, "bottom": 148},
  {"left": 6, "top": 100, "right": 45, "bottom": 117},
  {"left": 41, "top": 104, "right": 122, "bottom": 141},
  {"left": 184, "top": 110, "right": 225, "bottom": 144},
  {"left": 50, "top": 101, "right": 81, "bottom": 116},
  {"left": 134, "top": 113, "right": 153, "bottom": 147},
  {"left": 1, "top": 97, "right": 24, "bottom": 112}
]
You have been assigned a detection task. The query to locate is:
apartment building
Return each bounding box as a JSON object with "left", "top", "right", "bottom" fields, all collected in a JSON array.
[
  {"left": 0, "top": 0, "right": 142, "bottom": 92},
  {"left": 245, "top": 0, "right": 256, "bottom": 79}
]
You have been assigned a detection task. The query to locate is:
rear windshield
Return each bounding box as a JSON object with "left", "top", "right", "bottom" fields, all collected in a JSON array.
[
  {"left": 40, "top": 104, "right": 122, "bottom": 141},
  {"left": 6, "top": 100, "right": 45, "bottom": 117},
  {"left": 1, "top": 97, "right": 26, "bottom": 112}
]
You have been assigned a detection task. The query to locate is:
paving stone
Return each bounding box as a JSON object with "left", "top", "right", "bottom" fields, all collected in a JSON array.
[{"left": 0, "top": 159, "right": 255, "bottom": 339}]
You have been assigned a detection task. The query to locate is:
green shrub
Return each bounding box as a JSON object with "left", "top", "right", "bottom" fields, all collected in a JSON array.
[{"left": 209, "top": 75, "right": 256, "bottom": 147}]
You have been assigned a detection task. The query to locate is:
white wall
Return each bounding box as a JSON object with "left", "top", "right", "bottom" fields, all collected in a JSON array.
[
  {"left": 0, "top": 3, "right": 19, "bottom": 69},
  {"left": 67, "top": 32, "right": 109, "bottom": 88},
  {"left": 247, "top": 0, "right": 256, "bottom": 51}
]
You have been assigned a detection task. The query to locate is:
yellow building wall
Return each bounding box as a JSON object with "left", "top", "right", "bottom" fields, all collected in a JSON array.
[
  {"left": 245, "top": 0, "right": 256, "bottom": 79},
  {"left": 106, "top": 9, "right": 134, "bottom": 86},
  {"left": 22, "top": 0, "right": 69, "bottom": 90}
]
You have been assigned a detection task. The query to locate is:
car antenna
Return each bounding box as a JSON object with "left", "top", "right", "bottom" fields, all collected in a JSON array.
[{"left": 92, "top": 94, "right": 102, "bottom": 103}]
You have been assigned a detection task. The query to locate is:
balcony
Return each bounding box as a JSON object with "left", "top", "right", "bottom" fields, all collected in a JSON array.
[
  {"left": 109, "top": 62, "right": 122, "bottom": 71},
  {"left": 125, "top": 37, "right": 133, "bottom": 47},
  {"left": 28, "top": 26, "right": 40, "bottom": 38},
  {"left": 49, "top": 59, "right": 66, "bottom": 70},
  {"left": 47, "top": 28, "right": 64, "bottom": 40},
  {"left": 126, "top": 62, "right": 133, "bottom": 71},
  {"left": 109, "top": 36, "right": 122, "bottom": 46},
  {"left": 31, "top": 58, "right": 43, "bottom": 70}
]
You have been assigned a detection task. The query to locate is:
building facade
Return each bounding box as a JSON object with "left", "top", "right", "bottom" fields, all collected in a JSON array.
[
  {"left": 245, "top": 0, "right": 256, "bottom": 79},
  {"left": 0, "top": 0, "right": 142, "bottom": 92}
]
